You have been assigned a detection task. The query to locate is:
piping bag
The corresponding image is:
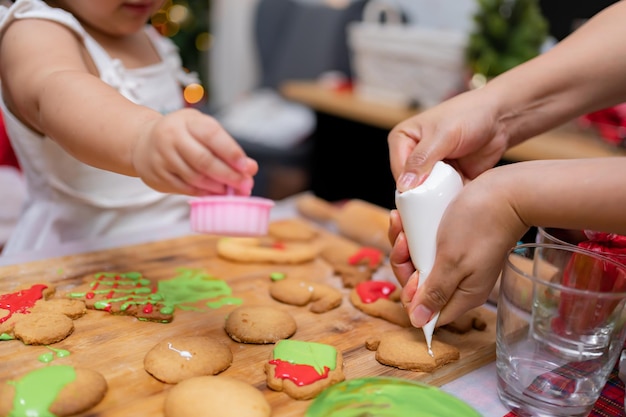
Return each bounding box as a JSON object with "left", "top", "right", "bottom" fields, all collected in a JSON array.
[{"left": 395, "top": 161, "right": 463, "bottom": 356}]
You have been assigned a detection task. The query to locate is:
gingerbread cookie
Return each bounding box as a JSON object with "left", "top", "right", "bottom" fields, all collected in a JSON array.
[
  {"left": 68, "top": 271, "right": 174, "bottom": 323},
  {"left": 217, "top": 237, "right": 319, "bottom": 264},
  {"left": 265, "top": 339, "right": 345, "bottom": 400},
  {"left": 0, "top": 365, "right": 107, "bottom": 416},
  {"left": 268, "top": 218, "right": 319, "bottom": 241},
  {"left": 269, "top": 277, "right": 342, "bottom": 314},
  {"left": 164, "top": 375, "right": 271, "bottom": 417},
  {"left": 0, "top": 283, "right": 86, "bottom": 345},
  {"left": 320, "top": 238, "right": 383, "bottom": 288},
  {"left": 349, "top": 281, "right": 410, "bottom": 327},
  {"left": 144, "top": 336, "right": 233, "bottom": 384},
  {"left": 442, "top": 308, "right": 487, "bottom": 334},
  {"left": 365, "top": 328, "right": 460, "bottom": 372},
  {"left": 225, "top": 306, "right": 297, "bottom": 344}
]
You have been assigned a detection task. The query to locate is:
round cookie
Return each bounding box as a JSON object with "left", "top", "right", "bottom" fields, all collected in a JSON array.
[
  {"left": 13, "top": 313, "right": 74, "bottom": 345},
  {"left": 268, "top": 218, "right": 319, "bottom": 241},
  {"left": 225, "top": 306, "right": 296, "bottom": 344},
  {"left": 216, "top": 237, "right": 319, "bottom": 264},
  {"left": 0, "top": 283, "right": 86, "bottom": 345},
  {"left": 163, "top": 375, "right": 271, "bottom": 417},
  {"left": 0, "top": 365, "right": 108, "bottom": 417},
  {"left": 144, "top": 336, "right": 233, "bottom": 384},
  {"left": 305, "top": 377, "right": 481, "bottom": 417}
]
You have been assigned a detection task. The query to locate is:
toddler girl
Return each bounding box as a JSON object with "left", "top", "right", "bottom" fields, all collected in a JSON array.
[{"left": 0, "top": 0, "right": 258, "bottom": 255}]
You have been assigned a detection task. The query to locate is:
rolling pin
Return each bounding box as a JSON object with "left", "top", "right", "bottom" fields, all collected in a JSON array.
[{"left": 295, "top": 194, "right": 392, "bottom": 254}]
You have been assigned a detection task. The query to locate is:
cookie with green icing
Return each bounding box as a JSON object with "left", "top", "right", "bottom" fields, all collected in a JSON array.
[
  {"left": 0, "top": 365, "right": 108, "bottom": 417},
  {"left": 264, "top": 339, "right": 345, "bottom": 400},
  {"left": 305, "top": 377, "right": 482, "bottom": 417},
  {"left": 68, "top": 272, "right": 174, "bottom": 323}
]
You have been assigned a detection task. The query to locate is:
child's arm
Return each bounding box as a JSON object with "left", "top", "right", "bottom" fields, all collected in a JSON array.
[{"left": 0, "top": 19, "right": 256, "bottom": 196}]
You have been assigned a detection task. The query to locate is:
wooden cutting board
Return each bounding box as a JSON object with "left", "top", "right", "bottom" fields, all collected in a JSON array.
[{"left": 0, "top": 221, "right": 496, "bottom": 417}]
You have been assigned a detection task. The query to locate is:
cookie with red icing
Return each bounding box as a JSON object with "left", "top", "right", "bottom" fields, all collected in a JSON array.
[
  {"left": 0, "top": 283, "right": 86, "bottom": 345},
  {"left": 0, "top": 365, "right": 107, "bottom": 416},
  {"left": 349, "top": 281, "right": 410, "bottom": 327},
  {"left": 320, "top": 237, "right": 384, "bottom": 288},
  {"left": 265, "top": 339, "right": 345, "bottom": 400},
  {"left": 67, "top": 271, "right": 174, "bottom": 323}
]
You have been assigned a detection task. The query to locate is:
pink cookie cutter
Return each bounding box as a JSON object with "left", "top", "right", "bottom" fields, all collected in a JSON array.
[{"left": 189, "top": 189, "right": 274, "bottom": 236}]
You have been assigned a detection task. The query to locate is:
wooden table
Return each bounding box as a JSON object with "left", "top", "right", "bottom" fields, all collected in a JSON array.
[
  {"left": 280, "top": 80, "right": 626, "bottom": 162},
  {"left": 0, "top": 216, "right": 499, "bottom": 417}
]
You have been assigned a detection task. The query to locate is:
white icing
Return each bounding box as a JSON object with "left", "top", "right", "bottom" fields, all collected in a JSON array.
[{"left": 395, "top": 161, "right": 463, "bottom": 355}]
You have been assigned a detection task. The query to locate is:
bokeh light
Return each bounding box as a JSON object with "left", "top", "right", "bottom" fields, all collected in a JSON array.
[
  {"left": 183, "top": 83, "right": 205, "bottom": 104},
  {"left": 195, "top": 32, "right": 212, "bottom": 52}
]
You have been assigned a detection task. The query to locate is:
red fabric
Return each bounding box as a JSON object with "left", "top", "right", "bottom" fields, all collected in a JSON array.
[
  {"left": 503, "top": 354, "right": 624, "bottom": 417},
  {"left": 579, "top": 103, "right": 626, "bottom": 147},
  {"left": 0, "top": 110, "right": 19, "bottom": 169}
]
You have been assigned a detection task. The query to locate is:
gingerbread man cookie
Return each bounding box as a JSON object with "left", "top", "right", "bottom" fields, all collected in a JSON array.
[{"left": 0, "top": 283, "right": 86, "bottom": 345}]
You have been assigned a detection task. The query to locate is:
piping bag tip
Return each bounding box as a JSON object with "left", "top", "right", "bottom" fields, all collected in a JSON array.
[
  {"left": 395, "top": 161, "right": 463, "bottom": 360},
  {"left": 422, "top": 312, "right": 439, "bottom": 357}
]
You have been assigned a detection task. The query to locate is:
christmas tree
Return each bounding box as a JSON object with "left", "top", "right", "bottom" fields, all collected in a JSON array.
[
  {"left": 467, "top": 0, "right": 548, "bottom": 79},
  {"left": 151, "top": 1, "right": 211, "bottom": 90}
]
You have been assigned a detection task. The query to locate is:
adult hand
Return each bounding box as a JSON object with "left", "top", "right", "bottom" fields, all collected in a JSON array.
[
  {"left": 390, "top": 166, "right": 528, "bottom": 327},
  {"left": 388, "top": 88, "right": 509, "bottom": 192}
]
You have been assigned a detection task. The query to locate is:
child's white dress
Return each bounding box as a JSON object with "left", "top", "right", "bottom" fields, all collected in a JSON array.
[{"left": 0, "top": 0, "right": 198, "bottom": 255}]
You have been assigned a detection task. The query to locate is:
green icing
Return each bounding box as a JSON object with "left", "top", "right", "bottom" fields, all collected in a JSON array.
[
  {"left": 39, "top": 346, "right": 71, "bottom": 363},
  {"left": 157, "top": 268, "right": 232, "bottom": 310},
  {"left": 273, "top": 339, "right": 336, "bottom": 374},
  {"left": 0, "top": 333, "right": 14, "bottom": 341},
  {"left": 7, "top": 365, "right": 77, "bottom": 417},
  {"left": 270, "top": 272, "right": 286, "bottom": 281},
  {"left": 305, "top": 377, "right": 482, "bottom": 417}
]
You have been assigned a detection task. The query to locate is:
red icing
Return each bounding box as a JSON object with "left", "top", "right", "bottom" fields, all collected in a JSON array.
[
  {"left": 269, "top": 359, "right": 330, "bottom": 386},
  {"left": 0, "top": 284, "right": 48, "bottom": 324},
  {"left": 272, "top": 242, "right": 286, "bottom": 250},
  {"left": 143, "top": 304, "right": 154, "bottom": 314},
  {"left": 348, "top": 247, "right": 383, "bottom": 268},
  {"left": 356, "top": 281, "right": 396, "bottom": 304}
]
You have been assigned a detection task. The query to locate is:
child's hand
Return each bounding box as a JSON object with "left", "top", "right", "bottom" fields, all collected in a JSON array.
[{"left": 132, "top": 108, "right": 258, "bottom": 196}]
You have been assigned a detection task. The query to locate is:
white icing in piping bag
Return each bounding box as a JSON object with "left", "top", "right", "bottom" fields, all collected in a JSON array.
[{"left": 395, "top": 161, "right": 463, "bottom": 357}]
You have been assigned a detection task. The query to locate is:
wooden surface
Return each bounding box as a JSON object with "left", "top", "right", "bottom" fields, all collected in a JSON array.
[
  {"left": 280, "top": 80, "right": 626, "bottom": 161},
  {"left": 0, "top": 222, "right": 496, "bottom": 417}
]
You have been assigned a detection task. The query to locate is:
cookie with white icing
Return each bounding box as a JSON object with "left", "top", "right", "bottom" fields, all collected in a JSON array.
[{"left": 144, "top": 336, "right": 233, "bottom": 384}]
